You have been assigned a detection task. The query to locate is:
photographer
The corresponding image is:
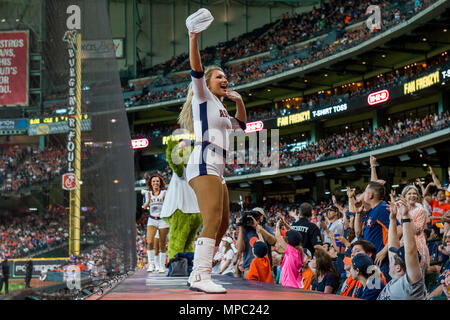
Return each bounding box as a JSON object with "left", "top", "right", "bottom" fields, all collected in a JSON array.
[{"left": 236, "top": 207, "right": 276, "bottom": 278}]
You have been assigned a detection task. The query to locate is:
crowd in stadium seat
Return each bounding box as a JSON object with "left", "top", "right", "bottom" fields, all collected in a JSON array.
[
  {"left": 124, "top": 0, "right": 436, "bottom": 107},
  {"left": 143, "top": 0, "right": 388, "bottom": 76},
  {"left": 138, "top": 111, "right": 449, "bottom": 182},
  {"left": 138, "top": 155, "right": 450, "bottom": 299},
  {"left": 225, "top": 111, "right": 450, "bottom": 176},
  {"left": 0, "top": 205, "right": 101, "bottom": 259},
  {"left": 0, "top": 145, "right": 67, "bottom": 195}
]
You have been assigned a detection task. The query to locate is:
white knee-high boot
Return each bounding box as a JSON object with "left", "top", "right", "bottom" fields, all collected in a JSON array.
[
  {"left": 154, "top": 254, "right": 160, "bottom": 272},
  {"left": 189, "top": 237, "right": 226, "bottom": 294},
  {"left": 159, "top": 252, "right": 167, "bottom": 273},
  {"left": 147, "top": 249, "right": 155, "bottom": 272}
]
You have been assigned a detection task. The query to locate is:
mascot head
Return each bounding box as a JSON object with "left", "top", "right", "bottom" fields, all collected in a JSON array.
[{"left": 166, "top": 137, "right": 193, "bottom": 177}]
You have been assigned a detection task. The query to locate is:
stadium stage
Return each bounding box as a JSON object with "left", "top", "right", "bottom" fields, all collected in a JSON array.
[{"left": 88, "top": 270, "right": 355, "bottom": 300}]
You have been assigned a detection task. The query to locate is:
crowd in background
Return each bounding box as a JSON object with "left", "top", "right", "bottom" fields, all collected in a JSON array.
[
  {"left": 0, "top": 205, "right": 101, "bottom": 259},
  {"left": 138, "top": 156, "right": 450, "bottom": 299},
  {"left": 0, "top": 145, "right": 67, "bottom": 195},
  {"left": 124, "top": 0, "right": 435, "bottom": 107},
  {"left": 227, "top": 111, "right": 450, "bottom": 175},
  {"left": 128, "top": 50, "right": 449, "bottom": 144},
  {"left": 137, "top": 110, "right": 450, "bottom": 184}
]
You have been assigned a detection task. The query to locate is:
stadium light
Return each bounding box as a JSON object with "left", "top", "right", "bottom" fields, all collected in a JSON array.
[
  {"left": 315, "top": 171, "right": 325, "bottom": 177},
  {"left": 425, "top": 147, "right": 436, "bottom": 155},
  {"left": 240, "top": 183, "right": 250, "bottom": 188},
  {"left": 392, "top": 184, "right": 400, "bottom": 188},
  {"left": 293, "top": 175, "right": 303, "bottom": 181},
  {"left": 324, "top": 191, "right": 331, "bottom": 195},
  {"left": 345, "top": 166, "right": 356, "bottom": 173},
  {"left": 398, "top": 154, "right": 410, "bottom": 162},
  {"left": 263, "top": 179, "right": 272, "bottom": 185}
]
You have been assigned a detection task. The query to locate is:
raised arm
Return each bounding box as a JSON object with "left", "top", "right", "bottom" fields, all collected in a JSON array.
[
  {"left": 423, "top": 182, "right": 435, "bottom": 199},
  {"left": 332, "top": 195, "right": 345, "bottom": 216},
  {"left": 275, "top": 220, "right": 287, "bottom": 252},
  {"left": 370, "top": 155, "right": 378, "bottom": 181},
  {"left": 189, "top": 32, "right": 202, "bottom": 72},
  {"left": 415, "top": 178, "right": 426, "bottom": 196},
  {"left": 397, "top": 196, "right": 422, "bottom": 284},
  {"left": 354, "top": 200, "right": 364, "bottom": 239},
  {"left": 347, "top": 187, "right": 356, "bottom": 213},
  {"left": 429, "top": 166, "right": 442, "bottom": 189}
]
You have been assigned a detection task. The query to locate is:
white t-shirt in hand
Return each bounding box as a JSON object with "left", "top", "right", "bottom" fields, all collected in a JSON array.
[{"left": 377, "top": 273, "right": 426, "bottom": 300}]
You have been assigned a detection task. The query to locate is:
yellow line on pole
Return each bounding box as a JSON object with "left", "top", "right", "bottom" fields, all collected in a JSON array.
[{"left": 73, "top": 32, "right": 82, "bottom": 256}]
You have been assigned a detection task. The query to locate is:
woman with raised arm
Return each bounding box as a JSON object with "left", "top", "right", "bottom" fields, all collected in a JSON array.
[{"left": 179, "top": 9, "right": 247, "bottom": 294}]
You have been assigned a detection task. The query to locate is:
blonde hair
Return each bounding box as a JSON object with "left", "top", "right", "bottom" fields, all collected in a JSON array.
[
  {"left": 178, "top": 66, "right": 224, "bottom": 133},
  {"left": 401, "top": 185, "right": 421, "bottom": 203}
]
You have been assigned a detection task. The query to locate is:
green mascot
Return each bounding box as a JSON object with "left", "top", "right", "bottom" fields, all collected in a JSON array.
[{"left": 160, "top": 138, "right": 202, "bottom": 261}]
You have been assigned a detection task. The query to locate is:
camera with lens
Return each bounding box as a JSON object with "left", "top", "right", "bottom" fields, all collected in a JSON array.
[{"left": 237, "top": 210, "right": 262, "bottom": 228}]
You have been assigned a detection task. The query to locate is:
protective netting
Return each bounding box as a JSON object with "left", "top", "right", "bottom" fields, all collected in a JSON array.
[{"left": 0, "top": 0, "right": 136, "bottom": 296}]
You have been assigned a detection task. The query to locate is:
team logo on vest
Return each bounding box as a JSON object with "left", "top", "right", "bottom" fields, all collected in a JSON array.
[
  {"left": 366, "top": 217, "right": 374, "bottom": 228},
  {"left": 219, "top": 109, "right": 229, "bottom": 118}
]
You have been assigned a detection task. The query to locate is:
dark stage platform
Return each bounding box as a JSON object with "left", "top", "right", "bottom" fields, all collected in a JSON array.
[{"left": 88, "top": 270, "right": 356, "bottom": 300}]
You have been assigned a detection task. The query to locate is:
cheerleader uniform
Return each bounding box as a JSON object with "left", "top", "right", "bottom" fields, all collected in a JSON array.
[
  {"left": 185, "top": 69, "right": 246, "bottom": 184},
  {"left": 146, "top": 190, "right": 169, "bottom": 229}
]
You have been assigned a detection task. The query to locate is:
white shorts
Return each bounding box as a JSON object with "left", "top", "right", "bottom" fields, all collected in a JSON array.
[
  {"left": 147, "top": 216, "right": 169, "bottom": 229},
  {"left": 185, "top": 145, "right": 225, "bottom": 184}
]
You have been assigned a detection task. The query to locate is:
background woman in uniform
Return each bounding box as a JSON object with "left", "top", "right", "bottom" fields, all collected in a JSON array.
[{"left": 143, "top": 174, "right": 169, "bottom": 273}]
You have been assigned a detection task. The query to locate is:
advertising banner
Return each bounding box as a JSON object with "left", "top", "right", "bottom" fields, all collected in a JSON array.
[
  {"left": 12, "top": 258, "right": 68, "bottom": 278},
  {"left": 0, "top": 30, "right": 29, "bottom": 106},
  {"left": 0, "top": 118, "right": 28, "bottom": 130}
]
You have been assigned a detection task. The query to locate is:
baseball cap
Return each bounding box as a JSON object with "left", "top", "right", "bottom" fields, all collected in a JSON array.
[
  {"left": 303, "top": 248, "right": 312, "bottom": 257},
  {"left": 286, "top": 230, "right": 303, "bottom": 247},
  {"left": 389, "top": 246, "right": 422, "bottom": 264},
  {"left": 252, "top": 207, "right": 266, "bottom": 217},
  {"left": 186, "top": 8, "right": 214, "bottom": 33},
  {"left": 352, "top": 253, "right": 374, "bottom": 274},
  {"left": 326, "top": 205, "right": 339, "bottom": 212},
  {"left": 222, "top": 237, "right": 233, "bottom": 244},
  {"left": 253, "top": 241, "right": 268, "bottom": 258}
]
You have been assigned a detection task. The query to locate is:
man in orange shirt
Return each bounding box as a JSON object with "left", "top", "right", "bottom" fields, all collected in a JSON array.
[
  {"left": 424, "top": 166, "right": 450, "bottom": 228},
  {"left": 425, "top": 189, "right": 450, "bottom": 226}
]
